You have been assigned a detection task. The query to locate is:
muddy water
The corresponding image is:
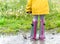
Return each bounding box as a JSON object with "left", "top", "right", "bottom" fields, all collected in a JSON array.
[{"left": 0, "top": 32, "right": 60, "bottom": 44}]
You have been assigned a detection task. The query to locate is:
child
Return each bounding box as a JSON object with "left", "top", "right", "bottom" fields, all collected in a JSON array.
[{"left": 26, "top": 0, "right": 49, "bottom": 40}]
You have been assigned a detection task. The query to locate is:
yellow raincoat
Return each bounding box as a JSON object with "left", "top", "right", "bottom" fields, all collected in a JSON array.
[{"left": 26, "top": 0, "right": 49, "bottom": 15}]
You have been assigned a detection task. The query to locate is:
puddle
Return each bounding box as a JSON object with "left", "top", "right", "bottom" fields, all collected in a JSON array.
[{"left": 0, "top": 32, "right": 60, "bottom": 44}]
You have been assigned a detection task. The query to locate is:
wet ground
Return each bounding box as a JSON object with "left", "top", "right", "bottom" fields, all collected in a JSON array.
[{"left": 0, "top": 31, "right": 60, "bottom": 44}]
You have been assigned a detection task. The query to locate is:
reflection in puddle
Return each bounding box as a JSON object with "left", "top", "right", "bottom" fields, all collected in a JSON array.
[
  {"left": 32, "top": 40, "right": 37, "bottom": 44},
  {"left": 39, "top": 40, "right": 45, "bottom": 44},
  {"left": 31, "top": 40, "right": 45, "bottom": 44}
]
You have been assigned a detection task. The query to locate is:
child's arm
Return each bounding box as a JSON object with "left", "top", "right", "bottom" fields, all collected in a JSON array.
[{"left": 26, "top": 0, "right": 32, "bottom": 13}]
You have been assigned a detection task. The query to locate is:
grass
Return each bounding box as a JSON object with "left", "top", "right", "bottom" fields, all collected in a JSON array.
[{"left": 0, "top": 0, "right": 60, "bottom": 34}]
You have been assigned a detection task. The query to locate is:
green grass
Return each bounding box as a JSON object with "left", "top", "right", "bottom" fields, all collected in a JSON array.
[{"left": 0, "top": 0, "right": 60, "bottom": 34}]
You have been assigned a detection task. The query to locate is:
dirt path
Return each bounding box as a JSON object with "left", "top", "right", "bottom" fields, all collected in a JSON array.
[{"left": 0, "top": 31, "right": 60, "bottom": 44}]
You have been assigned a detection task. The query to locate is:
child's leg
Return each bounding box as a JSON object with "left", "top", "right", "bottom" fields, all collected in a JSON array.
[
  {"left": 39, "top": 15, "right": 45, "bottom": 40},
  {"left": 31, "top": 15, "right": 38, "bottom": 39}
]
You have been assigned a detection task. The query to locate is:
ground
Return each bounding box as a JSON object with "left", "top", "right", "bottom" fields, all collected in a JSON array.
[{"left": 0, "top": 31, "right": 60, "bottom": 44}]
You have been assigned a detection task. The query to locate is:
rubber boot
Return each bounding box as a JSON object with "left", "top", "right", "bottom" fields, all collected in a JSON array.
[
  {"left": 29, "top": 23, "right": 34, "bottom": 38},
  {"left": 39, "top": 16, "right": 45, "bottom": 40},
  {"left": 32, "top": 20, "right": 37, "bottom": 40}
]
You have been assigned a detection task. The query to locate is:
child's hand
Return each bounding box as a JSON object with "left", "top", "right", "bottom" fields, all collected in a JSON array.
[{"left": 26, "top": 11, "right": 32, "bottom": 14}]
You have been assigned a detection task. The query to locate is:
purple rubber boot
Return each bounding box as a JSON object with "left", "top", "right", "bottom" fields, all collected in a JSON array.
[
  {"left": 32, "top": 20, "right": 37, "bottom": 40},
  {"left": 39, "top": 16, "right": 45, "bottom": 40}
]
